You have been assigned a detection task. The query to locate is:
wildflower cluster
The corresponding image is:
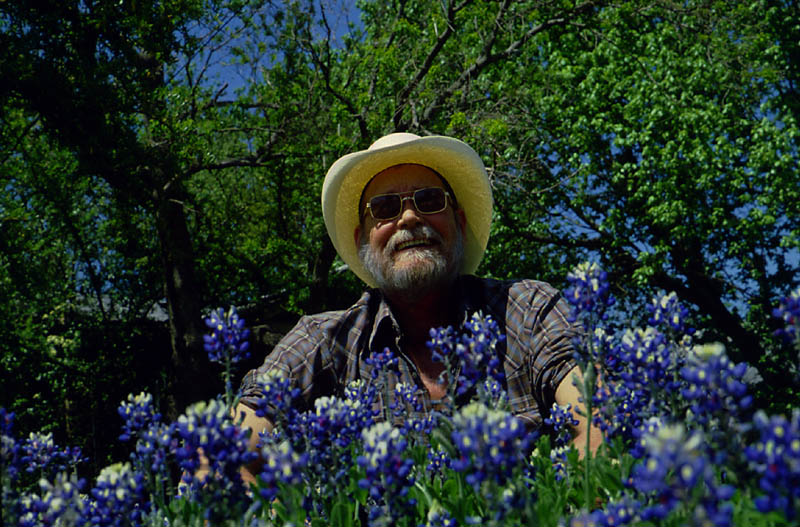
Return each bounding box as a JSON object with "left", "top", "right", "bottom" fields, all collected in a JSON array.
[
  {"left": 544, "top": 403, "right": 579, "bottom": 448},
  {"left": 357, "top": 421, "right": 416, "bottom": 524},
  {"left": 3, "top": 283, "right": 800, "bottom": 527},
  {"left": 680, "top": 342, "right": 753, "bottom": 427},
  {"left": 773, "top": 287, "right": 800, "bottom": 346},
  {"left": 450, "top": 402, "right": 532, "bottom": 492},
  {"left": 564, "top": 261, "right": 615, "bottom": 326},
  {"left": 647, "top": 291, "right": 693, "bottom": 335},
  {"left": 203, "top": 306, "right": 251, "bottom": 364},
  {"left": 428, "top": 312, "right": 506, "bottom": 398},
  {"left": 21, "top": 431, "right": 84, "bottom": 479},
  {"left": 745, "top": 409, "right": 800, "bottom": 519},
  {"left": 85, "top": 462, "right": 148, "bottom": 526},
  {"left": 629, "top": 424, "right": 734, "bottom": 524},
  {"left": 118, "top": 392, "right": 160, "bottom": 442},
  {"left": 174, "top": 398, "right": 255, "bottom": 487}
]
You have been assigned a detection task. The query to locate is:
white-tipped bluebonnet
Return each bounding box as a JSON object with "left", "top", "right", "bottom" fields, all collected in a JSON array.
[
  {"left": 631, "top": 423, "right": 733, "bottom": 524},
  {"left": 424, "top": 506, "right": 457, "bottom": 527},
  {"left": 85, "top": 462, "right": 148, "bottom": 526},
  {"left": 745, "top": 409, "right": 800, "bottom": 520},
  {"left": 1, "top": 407, "right": 21, "bottom": 483},
  {"left": 21, "top": 431, "right": 84, "bottom": 479},
  {"left": 449, "top": 402, "right": 531, "bottom": 491},
  {"left": 307, "top": 395, "right": 376, "bottom": 451},
  {"left": 773, "top": 287, "right": 800, "bottom": 346},
  {"left": 549, "top": 445, "right": 570, "bottom": 482},
  {"left": 357, "top": 421, "right": 416, "bottom": 524},
  {"left": 174, "top": 399, "right": 255, "bottom": 487},
  {"left": 427, "top": 447, "right": 451, "bottom": 475},
  {"left": 133, "top": 421, "right": 173, "bottom": 474},
  {"left": 429, "top": 312, "right": 506, "bottom": 398},
  {"left": 564, "top": 262, "right": 615, "bottom": 326},
  {"left": 117, "top": 392, "right": 160, "bottom": 442},
  {"left": 544, "top": 403, "right": 579, "bottom": 448},
  {"left": 364, "top": 348, "right": 400, "bottom": 380},
  {"left": 647, "top": 291, "right": 694, "bottom": 335},
  {"left": 680, "top": 343, "right": 753, "bottom": 426},
  {"left": 256, "top": 440, "right": 307, "bottom": 503},
  {"left": 251, "top": 370, "right": 302, "bottom": 429},
  {"left": 284, "top": 391, "right": 377, "bottom": 497},
  {"left": 19, "top": 472, "right": 85, "bottom": 527},
  {"left": 591, "top": 326, "right": 684, "bottom": 446},
  {"left": 569, "top": 496, "right": 640, "bottom": 527},
  {"left": 204, "top": 306, "right": 251, "bottom": 364}
]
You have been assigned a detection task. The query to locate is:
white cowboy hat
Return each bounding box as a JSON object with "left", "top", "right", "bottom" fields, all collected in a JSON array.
[{"left": 321, "top": 132, "right": 493, "bottom": 288}]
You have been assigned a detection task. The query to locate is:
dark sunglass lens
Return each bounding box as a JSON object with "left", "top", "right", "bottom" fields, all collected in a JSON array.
[
  {"left": 369, "top": 194, "right": 401, "bottom": 219},
  {"left": 414, "top": 188, "right": 446, "bottom": 213}
]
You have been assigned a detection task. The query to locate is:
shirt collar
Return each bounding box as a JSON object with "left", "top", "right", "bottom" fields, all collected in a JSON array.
[{"left": 364, "top": 276, "right": 478, "bottom": 354}]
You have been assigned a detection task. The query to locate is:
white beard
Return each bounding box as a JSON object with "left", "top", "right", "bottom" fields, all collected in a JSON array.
[{"left": 359, "top": 224, "right": 464, "bottom": 299}]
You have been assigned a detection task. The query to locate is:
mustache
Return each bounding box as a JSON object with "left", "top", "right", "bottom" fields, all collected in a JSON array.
[{"left": 385, "top": 226, "right": 443, "bottom": 253}]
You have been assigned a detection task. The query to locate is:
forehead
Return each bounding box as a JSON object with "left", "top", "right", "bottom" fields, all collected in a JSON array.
[{"left": 362, "top": 164, "right": 444, "bottom": 198}]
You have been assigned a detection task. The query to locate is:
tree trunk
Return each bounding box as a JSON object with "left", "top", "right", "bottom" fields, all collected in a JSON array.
[{"left": 153, "top": 183, "right": 214, "bottom": 420}]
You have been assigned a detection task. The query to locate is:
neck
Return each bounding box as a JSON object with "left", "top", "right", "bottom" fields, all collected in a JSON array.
[{"left": 384, "top": 280, "right": 459, "bottom": 345}]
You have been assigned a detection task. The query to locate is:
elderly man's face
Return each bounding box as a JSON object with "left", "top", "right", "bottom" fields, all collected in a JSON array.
[{"left": 354, "top": 164, "right": 466, "bottom": 296}]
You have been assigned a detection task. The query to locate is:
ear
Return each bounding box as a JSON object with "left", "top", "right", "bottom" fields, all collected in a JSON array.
[{"left": 456, "top": 208, "right": 466, "bottom": 232}]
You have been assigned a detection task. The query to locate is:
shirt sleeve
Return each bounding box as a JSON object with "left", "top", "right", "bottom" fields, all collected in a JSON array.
[
  {"left": 526, "top": 283, "right": 581, "bottom": 412},
  {"left": 238, "top": 314, "right": 339, "bottom": 416},
  {"left": 503, "top": 279, "right": 580, "bottom": 428}
]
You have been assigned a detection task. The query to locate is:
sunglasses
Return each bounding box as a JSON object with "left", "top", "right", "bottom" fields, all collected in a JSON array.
[{"left": 364, "top": 187, "right": 452, "bottom": 221}]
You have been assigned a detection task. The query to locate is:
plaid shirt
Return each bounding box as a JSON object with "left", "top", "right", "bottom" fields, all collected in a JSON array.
[{"left": 239, "top": 275, "right": 579, "bottom": 430}]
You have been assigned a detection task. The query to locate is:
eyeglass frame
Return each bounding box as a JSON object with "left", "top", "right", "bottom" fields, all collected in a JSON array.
[{"left": 362, "top": 187, "right": 454, "bottom": 221}]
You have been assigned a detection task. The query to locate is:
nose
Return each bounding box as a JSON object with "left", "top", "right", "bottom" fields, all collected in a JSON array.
[{"left": 396, "top": 196, "right": 423, "bottom": 228}]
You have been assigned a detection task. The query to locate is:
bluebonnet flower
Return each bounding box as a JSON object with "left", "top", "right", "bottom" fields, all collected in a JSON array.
[
  {"left": 256, "top": 440, "right": 307, "bottom": 503},
  {"left": 423, "top": 506, "right": 458, "bottom": 527},
  {"left": 391, "top": 382, "right": 436, "bottom": 435},
  {"left": 564, "top": 262, "right": 615, "bottom": 326},
  {"left": 449, "top": 402, "right": 532, "bottom": 491},
  {"left": 117, "top": 392, "right": 160, "bottom": 442},
  {"left": 85, "top": 462, "right": 148, "bottom": 526},
  {"left": 21, "top": 431, "right": 84, "bottom": 478},
  {"left": 251, "top": 370, "right": 302, "bottom": 431},
  {"left": 745, "top": 409, "right": 800, "bottom": 520},
  {"left": 285, "top": 391, "right": 377, "bottom": 497},
  {"left": 174, "top": 398, "right": 255, "bottom": 487},
  {"left": 549, "top": 445, "right": 570, "bottom": 481},
  {"left": 364, "top": 348, "right": 400, "bottom": 379},
  {"left": 478, "top": 378, "right": 508, "bottom": 409},
  {"left": 569, "top": 497, "right": 640, "bottom": 527},
  {"left": 357, "top": 421, "right": 416, "bottom": 524},
  {"left": 392, "top": 382, "right": 423, "bottom": 418},
  {"left": 429, "top": 312, "right": 506, "bottom": 398},
  {"left": 427, "top": 448, "right": 451, "bottom": 475},
  {"left": 544, "top": 403, "right": 579, "bottom": 448},
  {"left": 19, "top": 472, "right": 85, "bottom": 527},
  {"left": 617, "top": 327, "right": 674, "bottom": 389},
  {"left": 647, "top": 291, "right": 694, "bottom": 335},
  {"left": 592, "top": 326, "right": 685, "bottom": 446},
  {"left": 773, "top": 287, "right": 800, "bottom": 346},
  {"left": 306, "top": 395, "right": 376, "bottom": 451},
  {"left": 203, "top": 306, "right": 251, "bottom": 364},
  {"left": 631, "top": 423, "right": 733, "bottom": 524},
  {"left": 680, "top": 343, "right": 753, "bottom": 427},
  {"left": 133, "top": 421, "right": 173, "bottom": 474},
  {"left": 1, "top": 407, "right": 21, "bottom": 483}
]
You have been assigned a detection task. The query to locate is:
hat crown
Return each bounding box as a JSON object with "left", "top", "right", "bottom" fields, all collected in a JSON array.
[{"left": 368, "top": 132, "right": 421, "bottom": 150}]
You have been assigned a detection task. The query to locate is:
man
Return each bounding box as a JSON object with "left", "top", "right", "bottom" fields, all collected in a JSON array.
[{"left": 234, "top": 133, "right": 601, "bottom": 483}]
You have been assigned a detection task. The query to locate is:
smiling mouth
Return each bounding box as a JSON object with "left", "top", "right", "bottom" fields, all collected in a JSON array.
[{"left": 395, "top": 239, "right": 435, "bottom": 251}]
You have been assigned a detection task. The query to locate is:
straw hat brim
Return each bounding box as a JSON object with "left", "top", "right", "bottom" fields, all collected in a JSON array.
[{"left": 322, "top": 133, "right": 492, "bottom": 288}]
